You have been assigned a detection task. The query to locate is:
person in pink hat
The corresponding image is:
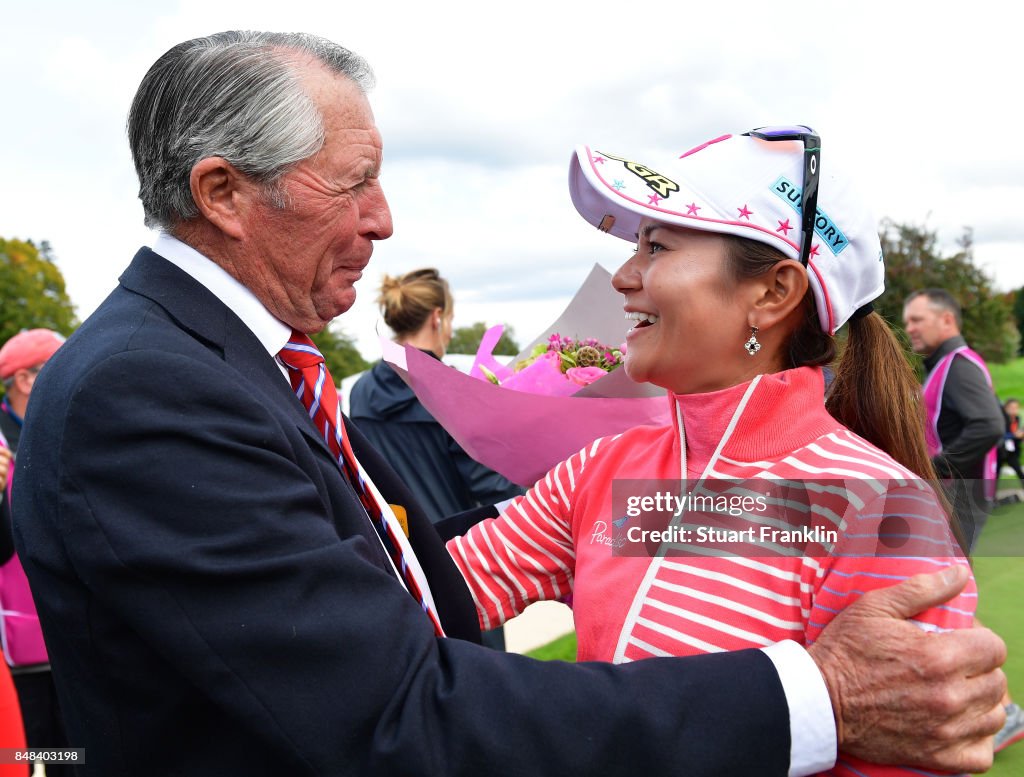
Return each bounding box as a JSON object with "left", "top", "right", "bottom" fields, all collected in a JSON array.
[
  {"left": 0, "top": 329, "right": 66, "bottom": 451},
  {"left": 448, "top": 127, "right": 1003, "bottom": 776},
  {"left": 0, "top": 327, "right": 70, "bottom": 775}
]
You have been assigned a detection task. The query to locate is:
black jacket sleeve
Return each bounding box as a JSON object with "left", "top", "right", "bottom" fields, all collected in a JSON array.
[{"left": 15, "top": 347, "right": 793, "bottom": 777}]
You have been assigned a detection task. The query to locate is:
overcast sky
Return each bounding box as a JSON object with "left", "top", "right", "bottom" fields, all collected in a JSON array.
[{"left": 2, "top": 0, "right": 1020, "bottom": 358}]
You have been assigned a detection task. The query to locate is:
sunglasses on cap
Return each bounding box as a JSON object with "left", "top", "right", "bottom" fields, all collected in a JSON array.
[{"left": 742, "top": 125, "right": 820, "bottom": 268}]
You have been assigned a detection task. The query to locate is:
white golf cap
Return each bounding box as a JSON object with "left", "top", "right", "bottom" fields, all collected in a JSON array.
[{"left": 568, "top": 128, "right": 884, "bottom": 334}]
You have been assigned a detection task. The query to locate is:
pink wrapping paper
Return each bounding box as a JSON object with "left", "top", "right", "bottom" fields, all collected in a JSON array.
[{"left": 380, "top": 265, "right": 671, "bottom": 487}]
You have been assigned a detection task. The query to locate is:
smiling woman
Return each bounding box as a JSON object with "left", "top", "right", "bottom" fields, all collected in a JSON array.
[
  {"left": 447, "top": 126, "right": 983, "bottom": 777},
  {"left": 614, "top": 222, "right": 763, "bottom": 394}
]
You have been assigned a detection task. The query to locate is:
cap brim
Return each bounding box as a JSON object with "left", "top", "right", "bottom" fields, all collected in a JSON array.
[{"left": 569, "top": 145, "right": 649, "bottom": 243}]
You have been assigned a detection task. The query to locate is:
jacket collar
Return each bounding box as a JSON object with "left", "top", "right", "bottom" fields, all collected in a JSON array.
[
  {"left": 923, "top": 335, "right": 967, "bottom": 373},
  {"left": 118, "top": 248, "right": 318, "bottom": 444},
  {"left": 120, "top": 247, "right": 238, "bottom": 355},
  {"left": 671, "top": 367, "right": 842, "bottom": 466}
]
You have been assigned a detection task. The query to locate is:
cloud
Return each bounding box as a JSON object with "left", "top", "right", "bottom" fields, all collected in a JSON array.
[{"left": 2, "top": 0, "right": 1022, "bottom": 360}]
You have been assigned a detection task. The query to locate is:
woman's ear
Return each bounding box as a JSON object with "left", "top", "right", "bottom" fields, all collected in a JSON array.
[{"left": 748, "top": 259, "right": 809, "bottom": 329}]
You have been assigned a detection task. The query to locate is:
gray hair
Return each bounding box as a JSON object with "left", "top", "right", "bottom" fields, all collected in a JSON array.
[
  {"left": 128, "top": 31, "right": 374, "bottom": 230},
  {"left": 905, "top": 288, "right": 963, "bottom": 330}
]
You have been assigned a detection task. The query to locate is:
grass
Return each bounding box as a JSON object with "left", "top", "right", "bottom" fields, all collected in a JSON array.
[
  {"left": 989, "top": 357, "right": 1024, "bottom": 403},
  {"left": 974, "top": 498, "right": 1024, "bottom": 775},
  {"left": 525, "top": 631, "right": 576, "bottom": 662}
]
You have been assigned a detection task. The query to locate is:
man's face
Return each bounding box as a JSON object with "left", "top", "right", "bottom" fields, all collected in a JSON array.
[
  {"left": 902, "top": 296, "right": 955, "bottom": 356},
  {"left": 233, "top": 65, "right": 393, "bottom": 333},
  {"left": 13, "top": 366, "right": 42, "bottom": 397}
]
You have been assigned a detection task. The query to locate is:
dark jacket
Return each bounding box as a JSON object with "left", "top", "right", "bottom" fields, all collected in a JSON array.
[
  {"left": 0, "top": 407, "right": 20, "bottom": 453},
  {"left": 924, "top": 335, "right": 1004, "bottom": 481},
  {"left": 12, "top": 248, "right": 792, "bottom": 777},
  {"left": 0, "top": 405, "right": 19, "bottom": 563},
  {"left": 349, "top": 356, "right": 522, "bottom": 523}
]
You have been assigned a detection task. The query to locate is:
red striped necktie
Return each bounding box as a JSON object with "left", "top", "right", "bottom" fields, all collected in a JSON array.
[{"left": 278, "top": 331, "right": 445, "bottom": 637}]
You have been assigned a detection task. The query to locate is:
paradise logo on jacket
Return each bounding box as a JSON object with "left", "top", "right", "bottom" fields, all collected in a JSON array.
[{"left": 597, "top": 151, "right": 680, "bottom": 199}]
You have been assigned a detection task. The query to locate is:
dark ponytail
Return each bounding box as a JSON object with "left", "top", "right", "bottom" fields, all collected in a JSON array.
[{"left": 825, "top": 312, "right": 936, "bottom": 481}]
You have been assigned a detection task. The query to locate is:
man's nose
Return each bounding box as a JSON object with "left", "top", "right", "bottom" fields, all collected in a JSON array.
[{"left": 362, "top": 182, "right": 393, "bottom": 240}]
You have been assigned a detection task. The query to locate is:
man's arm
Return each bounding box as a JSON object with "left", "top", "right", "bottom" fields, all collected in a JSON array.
[
  {"left": 36, "top": 351, "right": 792, "bottom": 776},
  {"left": 810, "top": 565, "right": 1007, "bottom": 773}
]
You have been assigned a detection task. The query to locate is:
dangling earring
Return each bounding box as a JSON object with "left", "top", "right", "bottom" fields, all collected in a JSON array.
[{"left": 744, "top": 326, "right": 761, "bottom": 356}]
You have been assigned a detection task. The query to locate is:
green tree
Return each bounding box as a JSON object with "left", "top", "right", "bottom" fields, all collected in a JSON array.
[
  {"left": 875, "top": 221, "right": 1017, "bottom": 363},
  {"left": 447, "top": 322, "right": 520, "bottom": 356},
  {"left": 0, "top": 237, "right": 78, "bottom": 345},
  {"left": 311, "top": 324, "right": 370, "bottom": 380}
]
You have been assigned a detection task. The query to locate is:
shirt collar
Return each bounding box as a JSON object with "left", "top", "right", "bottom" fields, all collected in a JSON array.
[{"left": 151, "top": 233, "right": 291, "bottom": 359}]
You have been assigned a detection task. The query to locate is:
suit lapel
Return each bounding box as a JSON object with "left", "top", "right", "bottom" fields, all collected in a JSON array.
[
  {"left": 345, "top": 419, "right": 481, "bottom": 643},
  {"left": 119, "top": 248, "right": 480, "bottom": 642},
  {"left": 119, "top": 248, "right": 337, "bottom": 461}
]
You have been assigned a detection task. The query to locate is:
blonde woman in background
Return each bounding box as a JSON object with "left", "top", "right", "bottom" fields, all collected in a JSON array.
[{"left": 349, "top": 268, "right": 522, "bottom": 649}]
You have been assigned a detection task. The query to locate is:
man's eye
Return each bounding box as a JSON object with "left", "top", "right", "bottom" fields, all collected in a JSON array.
[{"left": 647, "top": 242, "right": 665, "bottom": 255}]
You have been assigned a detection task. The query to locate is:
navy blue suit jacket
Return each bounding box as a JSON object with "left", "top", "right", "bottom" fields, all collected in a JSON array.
[{"left": 13, "top": 248, "right": 792, "bottom": 776}]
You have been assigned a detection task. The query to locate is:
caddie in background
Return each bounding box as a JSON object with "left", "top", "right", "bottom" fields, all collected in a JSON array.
[
  {"left": 903, "top": 289, "right": 1004, "bottom": 551},
  {"left": 903, "top": 289, "right": 1024, "bottom": 754}
]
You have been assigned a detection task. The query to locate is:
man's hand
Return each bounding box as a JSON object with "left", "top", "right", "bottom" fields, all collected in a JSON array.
[{"left": 808, "top": 565, "right": 1006, "bottom": 773}]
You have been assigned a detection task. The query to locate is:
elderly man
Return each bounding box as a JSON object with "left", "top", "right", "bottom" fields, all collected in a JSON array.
[{"left": 13, "top": 32, "right": 1007, "bottom": 777}]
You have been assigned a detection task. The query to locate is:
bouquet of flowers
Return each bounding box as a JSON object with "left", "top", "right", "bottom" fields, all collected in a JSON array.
[
  {"left": 475, "top": 332, "right": 624, "bottom": 396},
  {"left": 380, "top": 264, "right": 669, "bottom": 486}
]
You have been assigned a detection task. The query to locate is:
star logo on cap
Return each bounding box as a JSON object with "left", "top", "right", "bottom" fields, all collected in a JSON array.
[
  {"left": 592, "top": 155, "right": 606, "bottom": 164},
  {"left": 648, "top": 193, "right": 663, "bottom": 205},
  {"left": 737, "top": 204, "right": 753, "bottom": 220},
  {"left": 612, "top": 179, "right": 626, "bottom": 190},
  {"left": 776, "top": 219, "right": 793, "bottom": 236},
  {"left": 809, "top": 244, "right": 821, "bottom": 258},
  {"left": 686, "top": 202, "right": 701, "bottom": 216}
]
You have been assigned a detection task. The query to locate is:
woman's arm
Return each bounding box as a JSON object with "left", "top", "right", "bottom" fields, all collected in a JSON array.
[{"left": 446, "top": 445, "right": 593, "bottom": 630}]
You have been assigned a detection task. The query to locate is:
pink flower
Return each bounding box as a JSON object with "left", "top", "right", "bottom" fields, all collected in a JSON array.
[{"left": 566, "top": 366, "right": 607, "bottom": 387}]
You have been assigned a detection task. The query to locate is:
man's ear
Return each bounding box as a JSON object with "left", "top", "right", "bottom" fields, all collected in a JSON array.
[
  {"left": 189, "top": 157, "right": 257, "bottom": 240},
  {"left": 748, "top": 259, "right": 810, "bottom": 330},
  {"left": 13, "top": 369, "right": 36, "bottom": 395}
]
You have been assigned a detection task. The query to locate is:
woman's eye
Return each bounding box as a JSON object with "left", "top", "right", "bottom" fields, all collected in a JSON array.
[{"left": 647, "top": 241, "right": 665, "bottom": 255}]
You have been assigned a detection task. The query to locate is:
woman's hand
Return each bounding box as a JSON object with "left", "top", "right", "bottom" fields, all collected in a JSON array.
[{"left": 0, "top": 447, "right": 11, "bottom": 487}]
